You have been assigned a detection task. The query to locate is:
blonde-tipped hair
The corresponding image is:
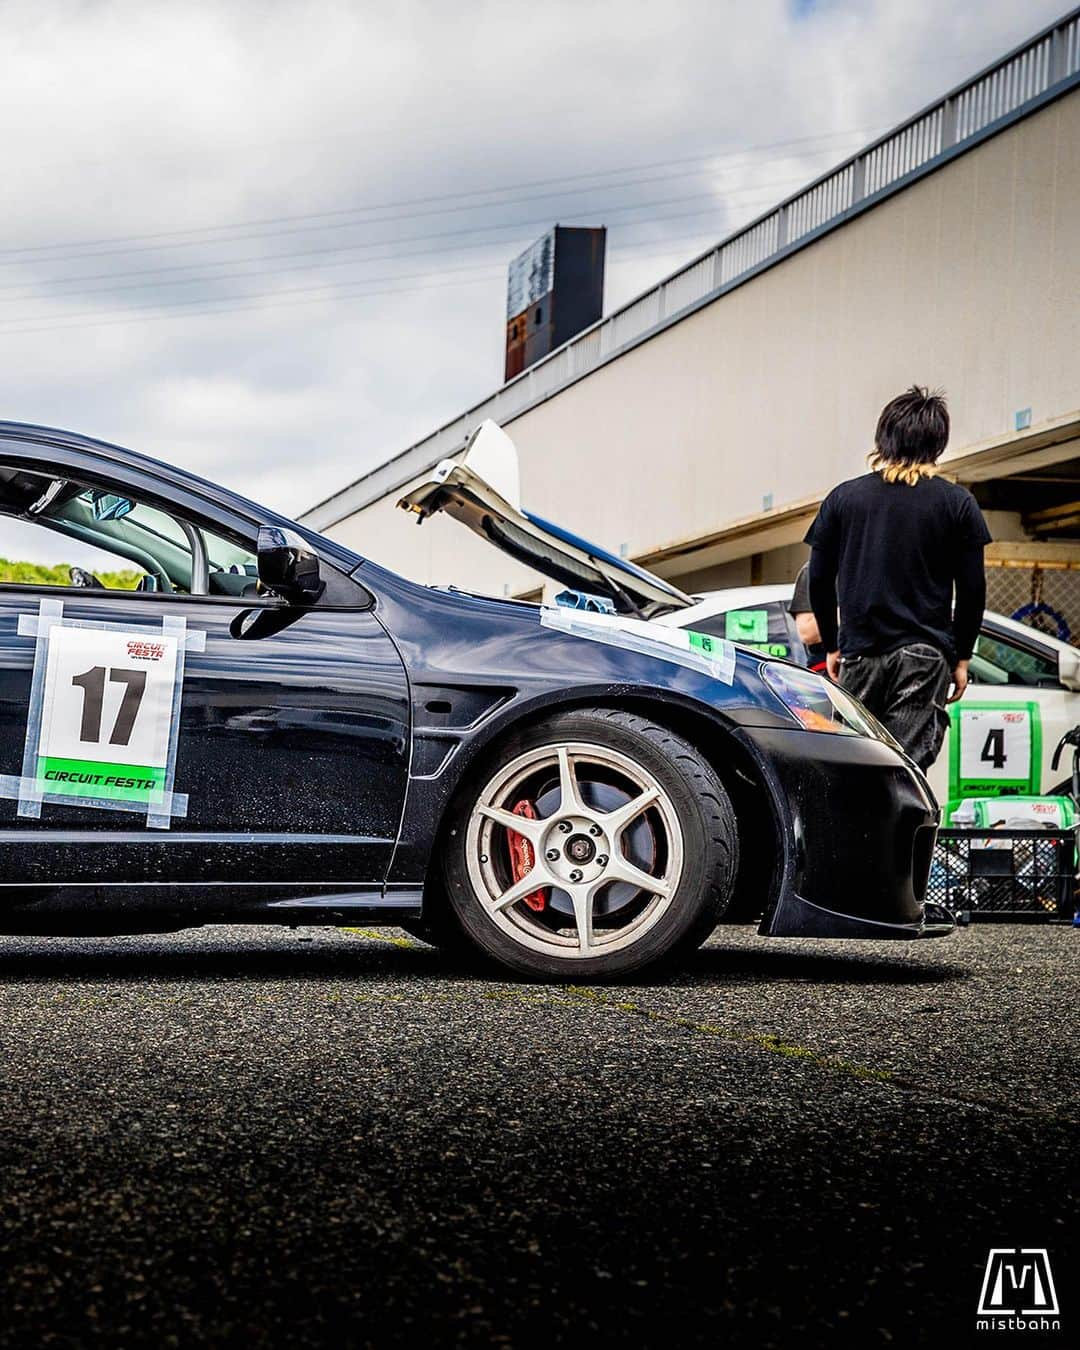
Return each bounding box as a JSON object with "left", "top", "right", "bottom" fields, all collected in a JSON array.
[
  {"left": 868, "top": 451, "right": 938, "bottom": 487},
  {"left": 871, "top": 385, "right": 949, "bottom": 483}
]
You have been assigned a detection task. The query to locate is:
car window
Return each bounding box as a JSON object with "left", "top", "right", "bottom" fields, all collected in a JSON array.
[
  {"left": 971, "top": 631, "right": 1060, "bottom": 687},
  {"left": 82, "top": 493, "right": 259, "bottom": 582},
  {"left": 0, "top": 464, "right": 259, "bottom": 599},
  {"left": 682, "top": 602, "right": 795, "bottom": 659},
  {"left": 0, "top": 518, "right": 143, "bottom": 590}
]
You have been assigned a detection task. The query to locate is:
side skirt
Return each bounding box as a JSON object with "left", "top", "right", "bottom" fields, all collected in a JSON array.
[{"left": 0, "top": 882, "right": 424, "bottom": 934}]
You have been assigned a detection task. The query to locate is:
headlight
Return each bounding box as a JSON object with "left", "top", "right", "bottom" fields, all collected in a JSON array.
[{"left": 761, "top": 662, "right": 899, "bottom": 747}]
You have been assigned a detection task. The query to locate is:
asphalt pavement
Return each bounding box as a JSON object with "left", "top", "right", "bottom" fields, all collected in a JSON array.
[{"left": 0, "top": 922, "right": 1074, "bottom": 1348}]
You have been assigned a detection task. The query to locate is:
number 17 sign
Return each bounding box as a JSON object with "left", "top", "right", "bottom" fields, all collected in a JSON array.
[
  {"left": 36, "top": 625, "right": 180, "bottom": 808},
  {"left": 949, "top": 700, "right": 1041, "bottom": 799}
]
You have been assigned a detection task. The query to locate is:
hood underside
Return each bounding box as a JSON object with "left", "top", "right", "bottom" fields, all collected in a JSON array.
[{"left": 398, "top": 421, "right": 692, "bottom": 617}]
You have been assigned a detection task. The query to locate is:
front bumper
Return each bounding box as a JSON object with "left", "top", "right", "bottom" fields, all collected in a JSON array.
[{"left": 746, "top": 728, "right": 953, "bottom": 941}]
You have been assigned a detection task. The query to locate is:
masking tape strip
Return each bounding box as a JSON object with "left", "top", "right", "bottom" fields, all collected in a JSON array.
[
  {"left": 0, "top": 775, "right": 188, "bottom": 819},
  {"left": 148, "top": 615, "right": 192, "bottom": 830},
  {"left": 14, "top": 598, "right": 64, "bottom": 819},
  {"left": 540, "top": 606, "right": 736, "bottom": 685},
  {"left": 17, "top": 612, "right": 207, "bottom": 649}
]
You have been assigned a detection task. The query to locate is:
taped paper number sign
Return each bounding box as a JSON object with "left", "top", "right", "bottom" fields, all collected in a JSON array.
[
  {"left": 950, "top": 701, "right": 1040, "bottom": 798},
  {"left": 36, "top": 626, "right": 179, "bottom": 807}
]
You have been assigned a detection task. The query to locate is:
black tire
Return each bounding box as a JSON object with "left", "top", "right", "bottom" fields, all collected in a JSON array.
[{"left": 441, "top": 708, "right": 738, "bottom": 981}]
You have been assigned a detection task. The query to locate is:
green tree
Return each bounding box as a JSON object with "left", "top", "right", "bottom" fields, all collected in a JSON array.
[{"left": 0, "top": 557, "right": 142, "bottom": 589}]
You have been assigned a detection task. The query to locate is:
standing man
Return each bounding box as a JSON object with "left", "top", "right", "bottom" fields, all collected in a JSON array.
[
  {"left": 806, "top": 386, "right": 991, "bottom": 771},
  {"left": 788, "top": 563, "right": 828, "bottom": 673}
]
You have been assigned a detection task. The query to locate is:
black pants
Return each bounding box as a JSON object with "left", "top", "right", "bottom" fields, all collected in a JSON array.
[{"left": 839, "top": 643, "right": 951, "bottom": 770}]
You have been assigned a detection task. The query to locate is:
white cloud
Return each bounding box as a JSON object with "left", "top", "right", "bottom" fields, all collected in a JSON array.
[{"left": 0, "top": 0, "right": 1062, "bottom": 524}]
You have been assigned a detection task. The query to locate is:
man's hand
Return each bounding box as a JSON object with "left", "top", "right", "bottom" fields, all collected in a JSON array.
[
  {"left": 947, "top": 659, "right": 969, "bottom": 703},
  {"left": 826, "top": 650, "right": 841, "bottom": 682}
]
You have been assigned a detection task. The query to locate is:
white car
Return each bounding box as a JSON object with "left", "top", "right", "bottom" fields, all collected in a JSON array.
[
  {"left": 401, "top": 421, "right": 1080, "bottom": 809},
  {"left": 651, "top": 585, "right": 1080, "bottom": 806}
]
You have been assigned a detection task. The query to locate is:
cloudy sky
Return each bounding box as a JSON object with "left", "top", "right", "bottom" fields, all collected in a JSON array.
[{"left": 0, "top": 0, "right": 1064, "bottom": 550}]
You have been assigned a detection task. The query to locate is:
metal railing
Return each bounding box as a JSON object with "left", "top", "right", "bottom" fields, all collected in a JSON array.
[{"left": 302, "top": 7, "right": 1080, "bottom": 531}]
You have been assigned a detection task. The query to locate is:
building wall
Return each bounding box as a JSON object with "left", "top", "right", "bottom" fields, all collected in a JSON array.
[{"left": 329, "top": 89, "right": 1080, "bottom": 598}]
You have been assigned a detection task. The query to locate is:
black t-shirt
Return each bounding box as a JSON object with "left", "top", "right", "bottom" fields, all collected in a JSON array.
[
  {"left": 788, "top": 564, "right": 828, "bottom": 668},
  {"left": 805, "top": 472, "right": 991, "bottom": 663}
]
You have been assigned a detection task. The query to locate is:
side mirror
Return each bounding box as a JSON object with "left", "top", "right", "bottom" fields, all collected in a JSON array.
[
  {"left": 1059, "top": 645, "right": 1080, "bottom": 692},
  {"left": 257, "top": 526, "right": 323, "bottom": 605}
]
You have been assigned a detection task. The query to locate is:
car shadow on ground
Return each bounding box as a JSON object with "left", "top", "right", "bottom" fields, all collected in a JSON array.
[
  {"left": 0, "top": 938, "right": 431, "bottom": 986},
  {"left": 673, "top": 944, "right": 968, "bottom": 988},
  {"left": 0, "top": 931, "right": 969, "bottom": 989}
]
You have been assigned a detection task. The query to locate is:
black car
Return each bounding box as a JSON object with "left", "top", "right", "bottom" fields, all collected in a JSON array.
[{"left": 0, "top": 419, "right": 950, "bottom": 980}]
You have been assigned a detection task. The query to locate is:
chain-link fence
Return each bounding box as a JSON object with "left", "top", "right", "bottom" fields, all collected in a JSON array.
[{"left": 986, "top": 563, "right": 1080, "bottom": 646}]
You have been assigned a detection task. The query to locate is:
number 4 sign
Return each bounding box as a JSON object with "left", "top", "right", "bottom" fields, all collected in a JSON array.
[{"left": 948, "top": 701, "right": 1041, "bottom": 799}]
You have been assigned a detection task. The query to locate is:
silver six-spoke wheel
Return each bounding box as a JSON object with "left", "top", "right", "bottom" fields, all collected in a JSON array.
[{"left": 465, "top": 741, "right": 684, "bottom": 959}]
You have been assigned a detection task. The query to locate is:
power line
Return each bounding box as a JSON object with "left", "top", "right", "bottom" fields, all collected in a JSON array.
[
  {"left": 0, "top": 126, "right": 878, "bottom": 263},
  {"left": 0, "top": 195, "right": 791, "bottom": 336},
  {"left": 0, "top": 170, "right": 816, "bottom": 304},
  {"left": 0, "top": 219, "right": 747, "bottom": 339},
  {"left": 0, "top": 202, "right": 752, "bottom": 321},
  {"left": 2, "top": 164, "right": 722, "bottom": 272},
  {"left": 0, "top": 143, "right": 861, "bottom": 279},
  {"left": 0, "top": 144, "right": 860, "bottom": 268}
]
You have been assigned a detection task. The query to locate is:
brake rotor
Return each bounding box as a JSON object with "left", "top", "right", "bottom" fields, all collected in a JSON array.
[{"left": 532, "top": 778, "right": 658, "bottom": 920}]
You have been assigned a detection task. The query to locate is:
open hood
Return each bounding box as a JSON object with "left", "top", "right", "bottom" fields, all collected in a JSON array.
[{"left": 398, "top": 421, "right": 693, "bottom": 616}]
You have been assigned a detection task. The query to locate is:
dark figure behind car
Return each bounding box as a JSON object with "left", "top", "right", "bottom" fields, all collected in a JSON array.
[
  {"left": 806, "top": 386, "right": 991, "bottom": 771},
  {"left": 788, "top": 563, "right": 828, "bottom": 673}
]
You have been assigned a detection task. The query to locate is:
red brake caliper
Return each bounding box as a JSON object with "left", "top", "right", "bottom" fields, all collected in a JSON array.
[{"left": 507, "top": 799, "right": 547, "bottom": 912}]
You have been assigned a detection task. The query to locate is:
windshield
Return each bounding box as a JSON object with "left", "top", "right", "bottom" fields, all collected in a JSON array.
[
  {"left": 108, "top": 496, "right": 255, "bottom": 574},
  {"left": 971, "top": 628, "right": 1060, "bottom": 687}
]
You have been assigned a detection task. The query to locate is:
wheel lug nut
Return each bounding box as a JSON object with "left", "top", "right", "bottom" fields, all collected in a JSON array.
[
  {"left": 588, "top": 823, "right": 601, "bottom": 836},
  {"left": 545, "top": 849, "right": 559, "bottom": 862},
  {"left": 569, "top": 869, "right": 583, "bottom": 882},
  {"left": 597, "top": 854, "right": 608, "bottom": 867},
  {"left": 558, "top": 820, "right": 572, "bottom": 833}
]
